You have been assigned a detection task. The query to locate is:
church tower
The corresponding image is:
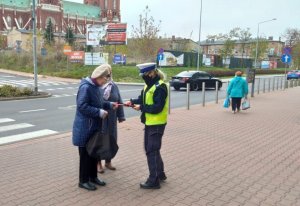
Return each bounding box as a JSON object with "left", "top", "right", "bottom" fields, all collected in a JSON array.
[{"left": 85, "top": 0, "right": 121, "bottom": 23}]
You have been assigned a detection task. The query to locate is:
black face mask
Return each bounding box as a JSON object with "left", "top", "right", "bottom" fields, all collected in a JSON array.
[{"left": 142, "top": 75, "right": 153, "bottom": 84}]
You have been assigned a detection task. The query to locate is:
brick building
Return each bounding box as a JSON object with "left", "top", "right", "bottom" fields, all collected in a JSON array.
[
  {"left": 0, "top": 0, "right": 121, "bottom": 35},
  {"left": 200, "top": 37, "right": 284, "bottom": 59}
]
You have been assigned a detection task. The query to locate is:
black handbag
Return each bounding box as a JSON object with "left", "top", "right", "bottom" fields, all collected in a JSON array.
[{"left": 86, "top": 120, "right": 119, "bottom": 160}]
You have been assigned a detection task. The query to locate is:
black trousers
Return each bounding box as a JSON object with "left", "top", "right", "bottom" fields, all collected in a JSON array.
[
  {"left": 231, "top": 97, "right": 242, "bottom": 111},
  {"left": 144, "top": 125, "right": 166, "bottom": 184},
  {"left": 78, "top": 147, "right": 97, "bottom": 183}
]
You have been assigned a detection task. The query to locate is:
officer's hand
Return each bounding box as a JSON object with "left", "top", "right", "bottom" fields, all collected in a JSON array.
[
  {"left": 133, "top": 105, "right": 141, "bottom": 111},
  {"left": 124, "top": 101, "right": 133, "bottom": 107}
]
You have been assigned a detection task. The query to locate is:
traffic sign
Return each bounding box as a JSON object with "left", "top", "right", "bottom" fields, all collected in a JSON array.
[
  {"left": 157, "top": 53, "right": 164, "bottom": 61},
  {"left": 281, "top": 54, "right": 291, "bottom": 64},
  {"left": 283, "top": 47, "right": 292, "bottom": 55},
  {"left": 158, "top": 48, "right": 164, "bottom": 54},
  {"left": 41, "top": 48, "right": 47, "bottom": 56}
]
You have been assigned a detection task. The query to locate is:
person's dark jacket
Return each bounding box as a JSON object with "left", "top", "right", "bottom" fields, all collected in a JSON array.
[
  {"left": 131, "top": 76, "right": 168, "bottom": 124},
  {"left": 72, "top": 77, "right": 112, "bottom": 147}
]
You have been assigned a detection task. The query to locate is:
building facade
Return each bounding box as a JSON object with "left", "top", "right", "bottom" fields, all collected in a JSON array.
[
  {"left": 201, "top": 37, "right": 285, "bottom": 60},
  {"left": 0, "top": 0, "right": 121, "bottom": 35}
]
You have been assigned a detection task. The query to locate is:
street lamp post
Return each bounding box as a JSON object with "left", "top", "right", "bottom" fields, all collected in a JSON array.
[
  {"left": 254, "top": 18, "right": 277, "bottom": 69},
  {"left": 32, "top": 0, "right": 38, "bottom": 95},
  {"left": 196, "top": 0, "right": 203, "bottom": 71},
  {"left": 252, "top": 18, "right": 276, "bottom": 97}
]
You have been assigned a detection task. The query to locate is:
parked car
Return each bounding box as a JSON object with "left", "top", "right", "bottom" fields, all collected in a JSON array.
[
  {"left": 170, "top": 71, "right": 223, "bottom": 91},
  {"left": 287, "top": 70, "right": 300, "bottom": 80}
]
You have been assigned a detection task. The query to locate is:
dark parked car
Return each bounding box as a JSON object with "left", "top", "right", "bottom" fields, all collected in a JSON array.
[{"left": 170, "top": 71, "right": 223, "bottom": 91}]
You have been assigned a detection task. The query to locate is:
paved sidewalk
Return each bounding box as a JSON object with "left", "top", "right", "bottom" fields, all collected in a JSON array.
[{"left": 0, "top": 88, "right": 300, "bottom": 206}]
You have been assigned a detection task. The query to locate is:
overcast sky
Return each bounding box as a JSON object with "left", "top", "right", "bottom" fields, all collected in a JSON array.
[{"left": 71, "top": 0, "right": 300, "bottom": 41}]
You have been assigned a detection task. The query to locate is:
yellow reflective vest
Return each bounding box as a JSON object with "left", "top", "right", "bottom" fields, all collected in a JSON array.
[{"left": 143, "top": 80, "right": 169, "bottom": 126}]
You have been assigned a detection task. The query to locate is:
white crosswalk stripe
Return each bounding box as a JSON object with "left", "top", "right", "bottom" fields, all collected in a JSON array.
[
  {"left": 0, "top": 118, "right": 58, "bottom": 145},
  {"left": 0, "top": 79, "right": 78, "bottom": 88},
  {"left": 0, "top": 123, "right": 34, "bottom": 133}
]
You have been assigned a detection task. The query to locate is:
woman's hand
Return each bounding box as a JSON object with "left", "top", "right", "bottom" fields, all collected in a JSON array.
[
  {"left": 133, "top": 105, "right": 141, "bottom": 111},
  {"left": 112, "top": 102, "right": 119, "bottom": 110},
  {"left": 100, "top": 109, "right": 108, "bottom": 119}
]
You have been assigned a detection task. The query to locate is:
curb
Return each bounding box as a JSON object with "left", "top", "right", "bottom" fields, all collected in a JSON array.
[{"left": 0, "top": 92, "right": 52, "bottom": 101}]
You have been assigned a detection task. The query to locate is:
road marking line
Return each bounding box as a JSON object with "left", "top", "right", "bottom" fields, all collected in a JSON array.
[
  {"left": 19, "top": 109, "right": 46, "bottom": 113},
  {"left": 0, "top": 129, "right": 58, "bottom": 145},
  {"left": 57, "top": 88, "right": 64, "bottom": 90},
  {"left": 0, "top": 123, "right": 34, "bottom": 133},
  {"left": 0, "top": 118, "right": 15, "bottom": 124},
  {"left": 46, "top": 88, "right": 55, "bottom": 91}
]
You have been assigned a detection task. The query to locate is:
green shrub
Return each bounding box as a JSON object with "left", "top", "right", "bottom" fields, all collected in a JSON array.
[{"left": 0, "top": 85, "right": 33, "bottom": 97}]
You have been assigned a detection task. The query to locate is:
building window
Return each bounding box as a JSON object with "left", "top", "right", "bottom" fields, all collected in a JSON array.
[
  {"left": 6, "top": 16, "right": 12, "bottom": 28},
  {"left": 113, "top": 0, "right": 117, "bottom": 9},
  {"left": 104, "top": 0, "right": 108, "bottom": 9},
  {"left": 18, "top": 17, "right": 23, "bottom": 28}
]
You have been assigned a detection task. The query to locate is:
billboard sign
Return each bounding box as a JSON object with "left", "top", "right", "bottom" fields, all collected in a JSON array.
[
  {"left": 69, "top": 51, "right": 84, "bottom": 63},
  {"left": 159, "top": 52, "right": 184, "bottom": 67},
  {"left": 106, "top": 32, "right": 127, "bottom": 45},
  {"left": 84, "top": 52, "right": 109, "bottom": 65},
  {"left": 86, "top": 24, "right": 107, "bottom": 46},
  {"left": 107, "top": 23, "right": 127, "bottom": 32},
  {"left": 86, "top": 24, "right": 127, "bottom": 46},
  {"left": 63, "top": 45, "right": 72, "bottom": 55}
]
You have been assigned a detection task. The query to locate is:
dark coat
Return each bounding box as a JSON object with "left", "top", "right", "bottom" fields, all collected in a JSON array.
[
  {"left": 72, "top": 78, "right": 111, "bottom": 147},
  {"left": 101, "top": 82, "right": 125, "bottom": 141}
]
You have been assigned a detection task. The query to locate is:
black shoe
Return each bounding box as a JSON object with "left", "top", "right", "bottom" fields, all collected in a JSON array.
[
  {"left": 78, "top": 182, "right": 97, "bottom": 191},
  {"left": 140, "top": 181, "right": 160, "bottom": 189},
  {"left": 159, "top": 174, "right": 167, "bottom": 181},
  {"left": 90, "top": 177, "right": 106, "bottom": 186}
]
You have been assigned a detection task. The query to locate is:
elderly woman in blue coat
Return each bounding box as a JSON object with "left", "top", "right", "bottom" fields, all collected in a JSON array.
[
  {"left": 227, "top": 71, "right": 248, "bottom": 114},
  {"left": 72, "top": 64, "right": 117, "bottom": 191}
]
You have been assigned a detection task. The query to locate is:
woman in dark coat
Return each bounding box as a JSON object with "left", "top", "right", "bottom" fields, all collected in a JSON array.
[
  {"left": 72, "top": 64, "right": 117, "bottom": 191},
  {"left": 98, "top": 65, "right": 126, "bottom": 173}
]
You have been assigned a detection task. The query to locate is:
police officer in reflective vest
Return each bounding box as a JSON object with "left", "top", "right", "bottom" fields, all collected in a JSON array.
[{"left": 125, "top": 63, "right": 168, "bottom": 189}]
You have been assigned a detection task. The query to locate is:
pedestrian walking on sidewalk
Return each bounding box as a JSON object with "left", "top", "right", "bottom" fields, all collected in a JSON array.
[
  {"left": 72, "top": 64, "right": 117, "bottom": 191},
  {"left": 98, "top": 64, "right": 126, "bottom": 173},
  {"left": 125, "top": 63, "right": 169, "bottom": 190},
  {"left": 227, "top": 71, "right": 248, "bottom": 114}
]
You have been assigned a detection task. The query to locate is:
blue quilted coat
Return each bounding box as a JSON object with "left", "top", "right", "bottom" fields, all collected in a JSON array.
[{"left": 72, "top": 77, "right": 111, "bottom": 147}]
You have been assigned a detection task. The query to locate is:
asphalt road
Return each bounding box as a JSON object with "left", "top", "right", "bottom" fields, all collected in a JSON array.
[{"left": 0, "top": 72, "right": 285, "bottom": 144}]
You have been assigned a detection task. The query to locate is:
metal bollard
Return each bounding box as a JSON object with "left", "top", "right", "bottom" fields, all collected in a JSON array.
[
  {"left": 276, "top": 77, "right": 279, "bottom": 90},
  {"left": 280, "top": 76, "right": 283, "bottom": 90},
  {"left": 168, "top": 83, "right": 171, "bottom": 114},
  {"left": 202, "top": 82, "right": 206, "bottom": 107},
  {"left": 290, "top": 80, "right": 293, "bottom": 88},
  {"left": 268, "top": 78, "right": 271, "bottom": 92},
  {"left": 215, "top": 81, "right": 219, "bottom": 104},
  {"left": 272, "top": 77, "right": 275, "bottom": 91},
  {"left": 263, "top": 78, "right": 266, "bottom": 93},
  {"left": 186, "top": 83, "right": 190, "bottom": 110},
  {"left": 257, "top": 78, "right": 260, "bottom": 94}
]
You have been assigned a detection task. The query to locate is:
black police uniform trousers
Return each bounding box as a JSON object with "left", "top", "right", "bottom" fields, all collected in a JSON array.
[
  {"left": 78, "top": 147, "right": 97, "bottom": 183},
  {"left": 144, "top": 124, "right": 166, "bottom": 184}
]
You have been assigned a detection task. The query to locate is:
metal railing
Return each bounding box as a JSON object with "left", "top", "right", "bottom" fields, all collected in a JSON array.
[{"left": 179, "top": 76, "right": 299, "bottom": 111}]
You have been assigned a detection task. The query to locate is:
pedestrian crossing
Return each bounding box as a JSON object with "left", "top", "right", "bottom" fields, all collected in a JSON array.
[
  {"left": 0, "top": 118, "right": 58, "bottom": 145},
  {"left": 0, "top": 79, "right": 78, "bottom": 88}
]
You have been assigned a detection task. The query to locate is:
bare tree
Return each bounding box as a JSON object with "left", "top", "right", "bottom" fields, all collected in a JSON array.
[
  {"left": 283, "top": 28, "right": 300, "bottom": 46},
  {"left": 131, "top": 6, "right": 161, "bottom": 62}
]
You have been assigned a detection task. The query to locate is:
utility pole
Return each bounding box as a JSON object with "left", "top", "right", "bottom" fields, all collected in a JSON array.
[
  {"left": 196, "top": 0, "right": 203, "bottom": 71},
  {"left": 32, "top": 0, "right": 38, "bottom": 95}
]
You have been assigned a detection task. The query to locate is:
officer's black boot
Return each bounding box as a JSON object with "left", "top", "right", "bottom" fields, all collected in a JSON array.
[{"left": 140, "top": 180, "right": 160, "bottom": 189}]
